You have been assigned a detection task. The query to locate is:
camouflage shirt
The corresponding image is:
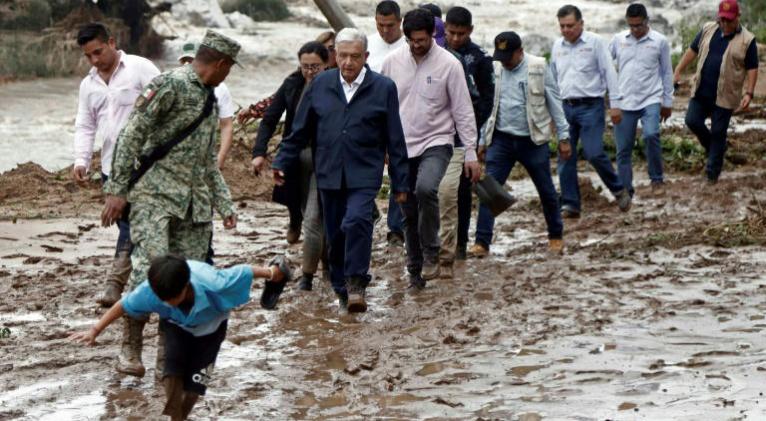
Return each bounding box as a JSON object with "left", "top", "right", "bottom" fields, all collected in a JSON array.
[{"left": 104, "top": 65, "right": 235, "bottom": 222}]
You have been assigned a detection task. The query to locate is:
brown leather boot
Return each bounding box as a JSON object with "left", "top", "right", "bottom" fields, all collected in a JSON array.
[
  {"left": 116, "top": 316, "right": 146, "bottom": 377},
  {"left": 346, "top": 277, "right": 367, "bottom": 313},
  {"left": 97, "top": 251, "right": 132, "bottom": 307}
]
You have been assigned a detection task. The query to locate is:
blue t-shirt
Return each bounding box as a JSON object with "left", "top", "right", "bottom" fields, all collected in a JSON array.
[
  {"left": 690, "top": 27, "right": 758, "bottom": 101},
  {"left": 122, "top": 261, "right": 254, "bottom": 336}
]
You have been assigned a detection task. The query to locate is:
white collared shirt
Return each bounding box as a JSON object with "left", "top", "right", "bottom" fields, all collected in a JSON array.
[
  {"left": 73, "top": 51, "right": 160, "bottom": 175},
  {"left": 340, "top": 66, "right": 367, "bottom": 102},
  {"left": 367, "top": 32, "right": 406, "bottom": 72}
]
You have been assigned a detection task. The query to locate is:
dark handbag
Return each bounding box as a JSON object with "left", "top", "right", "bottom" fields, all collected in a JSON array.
[
  {"left": 127, "top": 89, "right": 217, "bottom": 190},
  {"left": 473, "top": 175, "right": 517, "bottom": 217}
]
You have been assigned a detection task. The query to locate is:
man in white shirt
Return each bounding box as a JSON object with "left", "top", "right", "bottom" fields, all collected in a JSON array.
[
  {"left": 73, "top": 23, "right": 160, "bottom": 307},
  {"left": 368, "top": 1, "right": 406, "bottom": 72},
  {"left": 367, "top": 0, "right": 408, "bottom": 247}
]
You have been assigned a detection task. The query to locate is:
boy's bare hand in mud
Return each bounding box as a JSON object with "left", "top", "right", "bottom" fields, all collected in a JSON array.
[{"left": 69, "top": 328, "right": 99, "bottom": 346}]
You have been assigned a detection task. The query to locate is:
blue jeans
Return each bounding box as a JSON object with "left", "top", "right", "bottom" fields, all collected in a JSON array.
[
  {"left": 476, "top": 132, "right": 563, "bottom": 247},
  {"left": 320, "top": 182, "right": 377, "bottom": 295},
  {"left": 558, "top": 101, "right": 624, "bottom": 212},
  {"left": 101, "top": 173, "right": 133, "bottom": 256},
  {"left": 685, "top": 97, "right": 733, "bottom": 181},
  {"left": 614, "top": 103, "right": 664, "bottom": 195}
]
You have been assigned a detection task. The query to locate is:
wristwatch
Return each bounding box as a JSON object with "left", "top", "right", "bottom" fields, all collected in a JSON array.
[{"left": 745, "top": 91, "right": 754, "bottom": 97}]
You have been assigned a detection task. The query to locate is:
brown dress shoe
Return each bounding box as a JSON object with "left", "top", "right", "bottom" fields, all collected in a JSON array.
[{"left": 468, "top": 243, "right": 488, "bottom": 258}]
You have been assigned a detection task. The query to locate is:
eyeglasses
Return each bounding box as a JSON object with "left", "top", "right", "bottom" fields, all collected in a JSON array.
[
  {"left": 301, "top": 64, "right": 323, "bottom": 72},
  {"left": 628, "top": 21, "right": 647, "bottom": 29}
]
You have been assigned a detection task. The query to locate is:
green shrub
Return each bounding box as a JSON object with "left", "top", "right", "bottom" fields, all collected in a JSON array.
[
  {"left": 0, "top": 0, "right": 52, "bottom": 31},
  {"left": 741, "top": 0, "right": 766, "bottom": 42},
  {"left": 0, "top": 31, "right": 56, "bottom": 78},
  {"left": 221, "top": 0, "right": 290, "bottom": 22}
]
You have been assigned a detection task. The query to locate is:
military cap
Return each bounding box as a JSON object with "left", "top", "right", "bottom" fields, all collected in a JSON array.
[
  {"left": 178, "top": 42, "right": 197, "bottom": 62},
  {"left": 200, "top": 30, "right": 241, "bottom": 64}
]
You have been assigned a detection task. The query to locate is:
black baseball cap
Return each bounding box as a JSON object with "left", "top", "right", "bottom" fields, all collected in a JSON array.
[{"left": 492, "top": 31, "right": 522, "bottom": 61}]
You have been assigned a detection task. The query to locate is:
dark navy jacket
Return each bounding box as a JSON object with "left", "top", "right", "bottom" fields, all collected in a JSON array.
[{"left": 273, "top": 67, "right": 409, "bottom": 194}]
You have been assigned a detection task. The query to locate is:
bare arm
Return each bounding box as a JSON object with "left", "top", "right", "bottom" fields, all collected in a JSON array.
[
  {"left": 217, "top": 117, "right": 234, "bottom": 170},
  {"left": 736, "top": 69, "right": 759, "bottom": 112},
  {"left": 69, "top": 300, "right": 126, "bottom": 346},
  {"left": 673, "top": 48, "right": 698, "bottom": 84}
]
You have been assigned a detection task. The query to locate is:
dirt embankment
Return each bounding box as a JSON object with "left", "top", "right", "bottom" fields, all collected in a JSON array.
[{"left": 0, "top": 130, "right": 275, "bottom": 220}]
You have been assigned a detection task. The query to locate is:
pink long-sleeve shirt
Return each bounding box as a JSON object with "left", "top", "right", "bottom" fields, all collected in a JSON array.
[
  {"left": 380, "top": 43, "right": 477, "bottom": 162},
  {"left": 74, "top": 51, "right": 160, "bottom": 175}
]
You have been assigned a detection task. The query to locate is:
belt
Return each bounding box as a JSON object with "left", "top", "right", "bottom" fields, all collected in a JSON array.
[{"left": 563, "top": 97, "right": 602, "bottom": 106}]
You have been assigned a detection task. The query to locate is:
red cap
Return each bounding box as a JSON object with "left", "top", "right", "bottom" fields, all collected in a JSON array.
[{"left": 718, "top": 0, "right": 739, "bottom": 20}]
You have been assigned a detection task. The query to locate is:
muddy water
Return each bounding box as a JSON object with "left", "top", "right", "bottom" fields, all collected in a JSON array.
[{"left": 2, "top": 167, "right": 766, "bottom": 419}]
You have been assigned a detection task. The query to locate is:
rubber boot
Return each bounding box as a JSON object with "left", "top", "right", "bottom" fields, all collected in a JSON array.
[
  {"left": 116, "top": 316, "right": 146, "bottom": 377},
  {"left": 155, "top": 326, "right": 166, "bottom": 381},
  {"left": 97, "top": 250, "right": 132, "bottom": 307}
]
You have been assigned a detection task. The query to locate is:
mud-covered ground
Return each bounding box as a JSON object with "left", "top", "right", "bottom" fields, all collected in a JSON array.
[{"left": 3, "top": 140, "right": 766, "bottom": 419}]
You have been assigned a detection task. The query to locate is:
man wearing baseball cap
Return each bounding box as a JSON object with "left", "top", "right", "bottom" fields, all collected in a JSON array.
[
  {"left": 674, "top": 0, "right": 758, "bottom": 184},
  {"left": 470, "top": 31, "right": 570, "bottom": 257}
]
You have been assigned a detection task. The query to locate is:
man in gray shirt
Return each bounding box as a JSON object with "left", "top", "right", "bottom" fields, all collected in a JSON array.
[
  {"left": 551, "top": 4, "right": 631, "bottom": 218},
  {"left": 609, "top": 3, "right": 674, "bottom": 195},
  {"left": 471, "top": 32, "right": 570, "bottom": 257}
]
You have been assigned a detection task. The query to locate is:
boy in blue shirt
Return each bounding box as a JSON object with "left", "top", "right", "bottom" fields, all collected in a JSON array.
[{"left": 70, "top": 254, "right": 291, "bottom": 421}]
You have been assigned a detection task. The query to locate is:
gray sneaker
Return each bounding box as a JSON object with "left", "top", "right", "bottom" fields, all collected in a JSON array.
[
  {"left": 422, "top": 262, "right": 440, "bottom": 281},
  {"left": 616, "top": 188, "right": 632, "bottom": 212}
]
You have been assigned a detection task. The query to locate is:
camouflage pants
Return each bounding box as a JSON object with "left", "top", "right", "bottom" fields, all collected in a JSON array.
[{"left": 127, "top": 204, "right": 213, "bottom": 290}]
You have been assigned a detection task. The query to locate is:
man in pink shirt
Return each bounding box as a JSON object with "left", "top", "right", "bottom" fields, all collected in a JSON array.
[
  {"left": 73, "top": 23, "right": 160, "bottom": 307},
  {"left": 381, "top": 8, "right": 480, "bottom": 289}
]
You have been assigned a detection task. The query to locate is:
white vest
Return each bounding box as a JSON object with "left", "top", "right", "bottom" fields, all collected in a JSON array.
[{"left": 484, "top": 54, "right": 552, "bottom": 146}]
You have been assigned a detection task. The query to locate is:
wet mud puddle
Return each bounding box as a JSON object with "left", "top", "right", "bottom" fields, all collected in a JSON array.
[{"left": 3, "top": 170, "right": 766, "bottom": 420}]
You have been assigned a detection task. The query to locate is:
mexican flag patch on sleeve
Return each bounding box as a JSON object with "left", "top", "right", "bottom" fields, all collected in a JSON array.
[{"left": 135, "top": 87, "right": 157, "bottom": 111}]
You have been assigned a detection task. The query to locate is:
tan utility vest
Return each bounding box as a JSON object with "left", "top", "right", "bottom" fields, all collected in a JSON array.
[
  {"left": 692, "top": 21, "right": 755, "bottom": 110},
  {"left": 485, "top": 54, "right": 552, "bottom": 147}
]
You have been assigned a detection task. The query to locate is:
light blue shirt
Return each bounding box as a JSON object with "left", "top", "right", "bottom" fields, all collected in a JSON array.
[
  {"left": 122, "top": 261, "right": 254, "bottom": 336},
  {"left": 496, "top": 56, "right": 569, "bottom": 139},
  {"left": 609, "top": 29, "right": 674, "bottom": 111},
  {"left": 550, "top": 31, "right": 622, "bottom": 107}
]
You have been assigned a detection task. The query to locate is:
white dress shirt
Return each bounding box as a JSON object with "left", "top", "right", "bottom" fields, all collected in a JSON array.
[
  {"left": 214, "top": 82, "right": 235, "bottom": 119},
  {"left": 367, "top": 32, "right": 407, "bottom": 72},
  {"left": 73, "top": 51, "right": 160, "bottom": 175},
  {"left": 340, "top": 66, "right": 367, "bottom": 102}
]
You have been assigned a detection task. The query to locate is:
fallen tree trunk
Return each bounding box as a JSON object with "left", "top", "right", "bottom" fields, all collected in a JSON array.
[{"left": 313, "top": 0, "right": 355, "bottom": 31}]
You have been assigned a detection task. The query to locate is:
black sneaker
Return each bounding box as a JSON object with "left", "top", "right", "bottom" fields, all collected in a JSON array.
[
  {"left": 298, "top": 273, "right": 313, "bottom": 291},
  {"left": 261, "top": 255, "right": 291, "bottom": 310},
  {"left": 336, "top": 291, "right": 349, "bottom": 314},
  {"left": 561, "top": 205, "right": 581, "bottom": 219},
  {"left": 407, "top": 274, "right": 426, "bottom": 292},
  {"left": 387, "top": 231, "right": 405, "bottom": 247},
  {"left": 455, "top": 244, "right": 467, "bottom": 261}
]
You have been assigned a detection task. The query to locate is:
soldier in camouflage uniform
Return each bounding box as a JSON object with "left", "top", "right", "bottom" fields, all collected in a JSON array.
[{"left": 102, "top": 30, "right": 240, "bottom": 379}]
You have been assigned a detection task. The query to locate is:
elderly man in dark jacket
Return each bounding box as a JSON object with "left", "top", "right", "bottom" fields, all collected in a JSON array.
[{"left": 273, "top": 28, "right": 409, "bottom": 314}]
